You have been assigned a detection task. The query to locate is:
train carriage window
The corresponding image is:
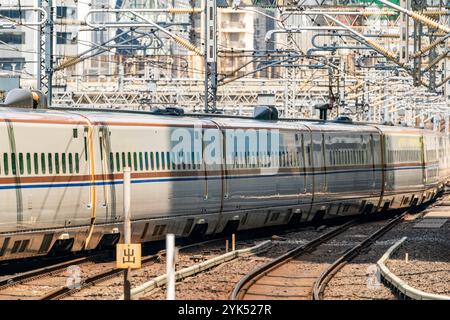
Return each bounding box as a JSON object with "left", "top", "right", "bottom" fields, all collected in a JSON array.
[
  {"left": 69, "top": 153, "right": 74, "bottom": 174},
  {"left": 144, "top": 152, "right": 149, "bottom": 171},
  {"left": 3, "top": 154, "right": 8, "bottom": 175},
  {"left": 62, "top": 153, "right": 66, "bottom": 174},
  {"left": 11, "top": 153, "right": 17, "bottom": 175},
  {"left": 18, "top": 153, "right": 24, "bottom": 174},
  {"left": 121, "top": 152, "right": 126, "bottom": 169},
  {"left": 161, "top": 152, "right": 165, "bottom": 170},
  {"left": 54, "top": 153, "right": 60, "bottom": 174},
  {"left": 155, "top": 152, "right": 160, "bottom": 170},
  {"left": 127, "top": 152, "right": 132, "bottom": 169},
  {"left": 115, "top": 153, "right": 120, "bottom": 172},
  {"left": 48, "top": 153, "right": 53, "bottom": 174},
  {"left": 150, "top": 152, "right": 155, "bottom": 170},
  {"left": 75, "top": 153, "right": 79, "bottom": 174},
  {"left": 191, "top": 152, "right": 195, "bottom": 170},
  {"left": 171, "top": 152, "right": 176, "bottom": 170},
  {"left": 306, "top": 145, "right": 311, "bottom": 166},
  {"left": 99, "top": 137, "right": 103, "bottom": 160},
  {"left": 84, "top": 135, "right": 88, "bottom": 161},
  {"left": 41, "top": 153, "right": 46, "bottom": 174},
  {"left": 133, "top": 152, "right": 138, "bottom": 171},
  {"left": 184, "top": 152, "right": 189, "bottom": 170},
  {"left": 196, "top": 152, "right": 201, "bottom": 170},
  {"left": 108, "top": 152, "right": 114, "bottom": 172},
  {"left": 139, "top": 152, "right": 143, "bottom": 171},
  {"left": 168, "top": 152, "right": 172, "bottom": 171},
  {"left": 26, "top": 153, "right": 31, "bottom": 175},
  {"left": 33, "top": 153, "right": 38, "bottom": 174}
]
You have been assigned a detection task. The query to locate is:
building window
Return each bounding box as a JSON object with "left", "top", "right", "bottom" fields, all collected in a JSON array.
[
  {"left": 0, "top": 10, "right": 22, "bottom": 19},
  {"left": 56, "top": 32, "right": 74, "bottom": 44},
  {"left": 0, "top": 32, "right": 25, "bottom": 45},
  {"left": 56, "top": 6, "right": 77, "bottom": 19}
]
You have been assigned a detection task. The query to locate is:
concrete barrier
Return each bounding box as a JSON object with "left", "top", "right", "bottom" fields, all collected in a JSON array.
[
  {"left": 127, "top": 239, "right": 272, "bottom": 300},
  {"left": 377, "top": 237, "right": 450, "bottom": 300}
]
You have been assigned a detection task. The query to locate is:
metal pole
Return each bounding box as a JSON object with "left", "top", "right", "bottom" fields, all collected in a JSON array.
[
  {"left": 166, "top": 233, "right": 176, "bottom": 300},
  {"left": 37, "top": 0, "right": 53, "bottom": 105},
  {"left": 204, "top": 0, "right": 217, "bottom": 113},
  {"left": 123, "top": 167, "right": 131, "bottom": 300}
]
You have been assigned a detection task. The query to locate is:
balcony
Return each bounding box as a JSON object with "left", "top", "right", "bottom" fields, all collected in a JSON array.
[{"left": 220, "top": 21, "right": 247, "bottom": 32}]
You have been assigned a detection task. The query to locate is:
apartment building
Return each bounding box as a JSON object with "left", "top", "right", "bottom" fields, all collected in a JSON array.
[{"left": 0, "top": 0, "right": 79, "bottom": 88}]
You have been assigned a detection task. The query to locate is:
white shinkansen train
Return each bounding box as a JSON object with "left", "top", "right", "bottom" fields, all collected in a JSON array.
[{"left": 0, "top": 91, "right": 449, "bottom": 261}]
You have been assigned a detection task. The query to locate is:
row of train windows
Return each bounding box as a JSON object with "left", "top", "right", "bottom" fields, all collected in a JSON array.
[
  {"left": 387, "top": 150, "right": 421, "bottom": 163},
  {"left": 228, "top": 150, "right": 300, "bottom": 169},
  {"left": 426, "top": 149, "right": 437, "bottom": 161},
  {"left": 0, "top": 153, "right": 80, "bottom": 176},
  {"left": 328, "top": 149, "right": 369, "bottom": 166},
  {"left": 109, "top": 151, "right": 202, "bottom": 172},
  {"left": 107, "top": 150, "right": 302, "bottom": 172}
]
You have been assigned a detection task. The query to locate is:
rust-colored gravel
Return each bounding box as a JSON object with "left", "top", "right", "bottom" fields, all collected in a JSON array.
[
  {"left": 141, "top": 227, "right": 352, "bottom": 300},
  {"left": 63, "top": 240, "right": 259, "bottom": 300}
]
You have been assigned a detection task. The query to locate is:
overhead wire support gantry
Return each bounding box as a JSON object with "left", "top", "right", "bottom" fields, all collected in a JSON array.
[{"left": 37, "top": 0, "right": 54, "bottom": 107}]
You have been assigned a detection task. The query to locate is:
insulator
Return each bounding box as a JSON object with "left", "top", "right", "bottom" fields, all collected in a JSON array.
[
  {"left": 167, "top": 8, "right": 202, "bottom": 14},
  {"left": 173, "top": 35, "right": 203, "bottom": 56},
  {"left": 55, "top": 57, "right": 82, "bottom": 71},
  {"left": 409, "top": 11, "right": 450, "bottom": 33},
  {"left": 411, "top": 37, "right": 447, "bottom": 59},
  {"left": 422, "top": 10, "right": 450, "bottom": 16},
  {"left": 360, "top": 9, "right": 397, "bottom": 16},
  {"left": 365, "top": 38, "right": 406, "bottom": 68}
]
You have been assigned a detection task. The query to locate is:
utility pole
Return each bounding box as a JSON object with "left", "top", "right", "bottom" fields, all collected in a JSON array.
[
  {"left": 37, "top": 0, "right": 54, "bottom": 106},
  {"left": 204, "top": 0, "right": 217, "bottom": 113},
  {"left": 412, "top": 0, "right": 425, "bottom": 87},
  {"left": 284, "top": 33, "right": 297, "bottom": 118}
]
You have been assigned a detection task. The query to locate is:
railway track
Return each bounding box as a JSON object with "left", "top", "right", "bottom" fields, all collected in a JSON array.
[
  {"left": 231, "top": 213, "right": 407, "bottom": 300},
  {"left": 40, "top": 238, "right": 231, "bottom": 300},
  {"left": 0, "top": 253, "right": 110, "bottom": 299},
  {"left": 0, "top": 238, "right": 223, "bottom": 300},
  {"left": 312, "top": 213, "right": 405, "bottom": 300}
]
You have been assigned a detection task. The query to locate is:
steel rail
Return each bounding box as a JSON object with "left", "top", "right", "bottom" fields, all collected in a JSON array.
[
  {"left": 0, "top": 254, "right": 103, "bottom": 291},
  {"left": 40, "top": 238, "right": 226, "bottom": 300},
  {"left": 230, "top": 219, "right": 358, "bottom": 300},
  {"left": 312, "top": 212, "right": 406, "bottom": 300}
]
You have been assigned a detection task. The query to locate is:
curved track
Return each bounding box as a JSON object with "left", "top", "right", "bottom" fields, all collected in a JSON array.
[{"left": 231, "top": 214, "right": 406, "bottom": 300}]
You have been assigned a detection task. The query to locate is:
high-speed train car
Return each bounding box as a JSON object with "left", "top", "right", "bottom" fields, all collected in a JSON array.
[{"left": 0, "top": 106, "right": 449, "bottom": 261}]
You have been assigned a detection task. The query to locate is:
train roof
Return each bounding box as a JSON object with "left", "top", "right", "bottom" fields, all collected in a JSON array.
[{"left": 0, "top": 107, "right": 442, "bottom": 136}]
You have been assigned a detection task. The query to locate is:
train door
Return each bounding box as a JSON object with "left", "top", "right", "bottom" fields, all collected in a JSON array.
[
  {"left": 297, "top": 130, "right": 313, "bottom": 206},
  {"left": 98, "top": 125, "right": 117, "bottom": 223},
  {"left": 201, "top": 121, "right": 224, "bottom": 220},
  {"left": 312, "top": 132, "right": 327, "bottom": 202},
  {"left": 0, "top": 121, "right": 20, "bottom": 232}
]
